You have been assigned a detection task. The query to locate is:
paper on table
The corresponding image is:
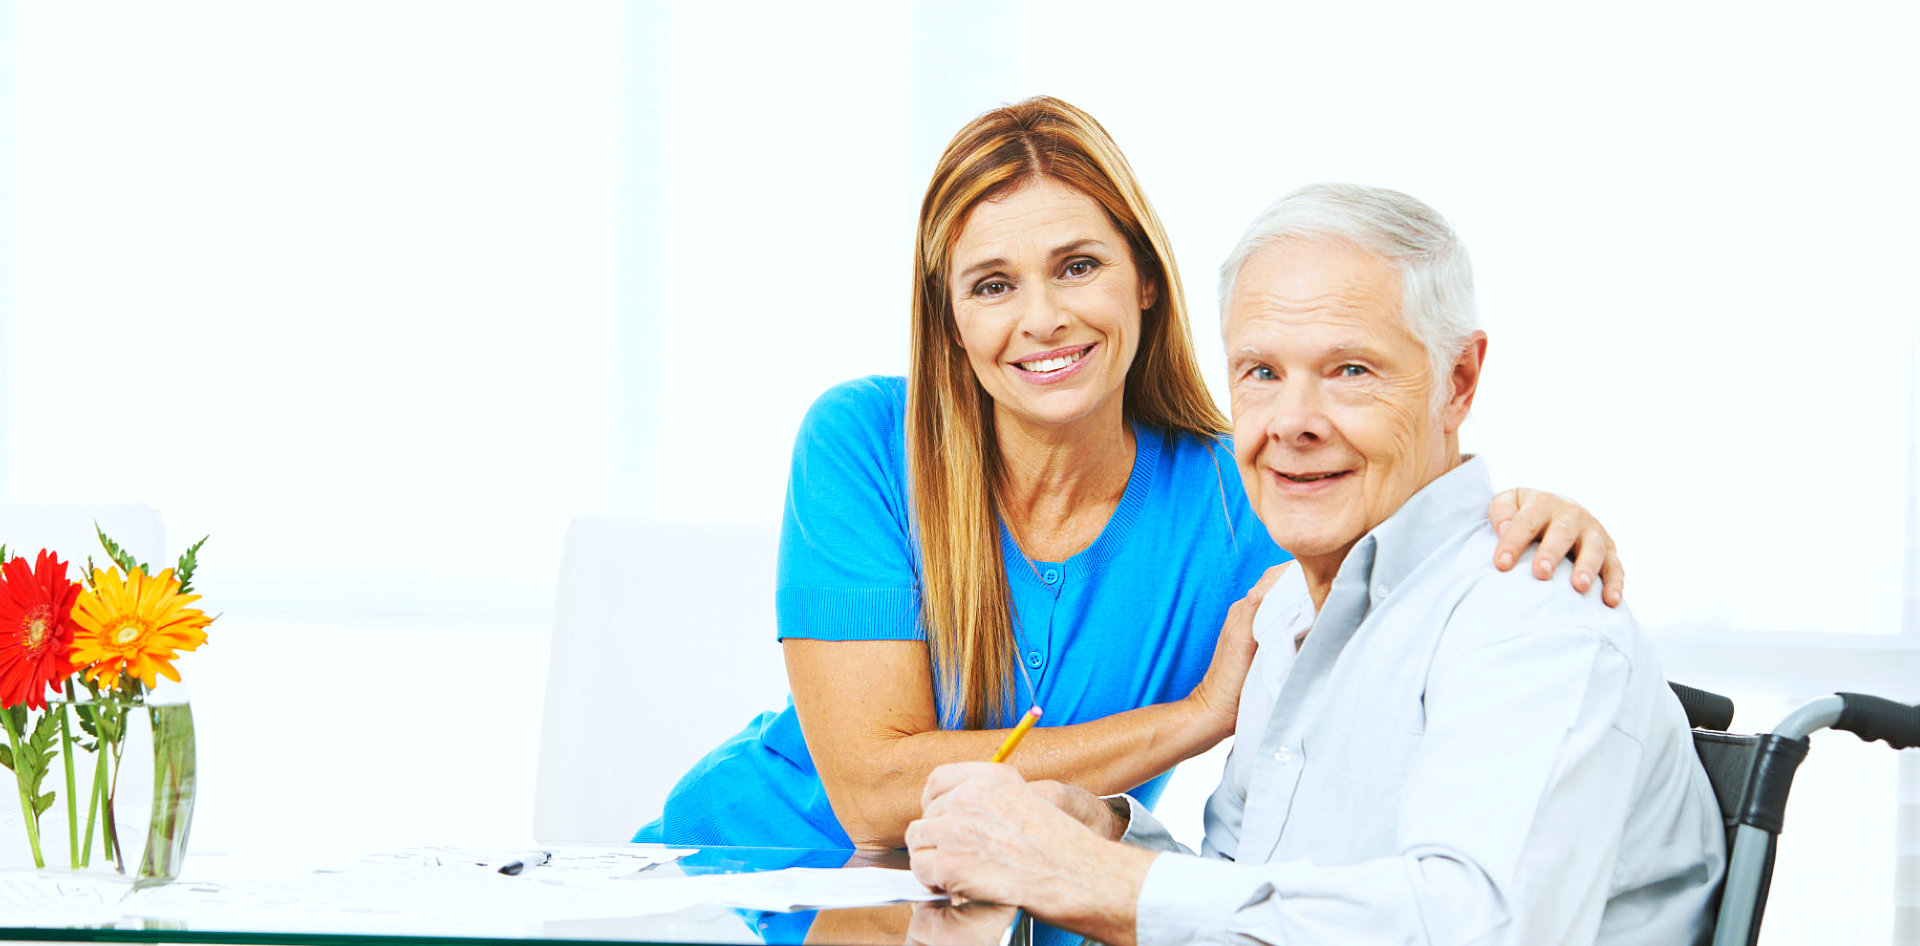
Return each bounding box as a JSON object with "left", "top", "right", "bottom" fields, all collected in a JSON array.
[
  {"left": 0, "top": 870, "right": 126, "bottom": 927},
  {"left": 120, "top": 878, "right": 504, "bottom": 936},
  {"left": 218, "top": 868, "right": 700, "bottom": 923},
  {"left": 357, "top": 844, "right": 693, "bottom": 879},
  {"left": 114, "top": 846, "right": 704, "bottom": 929},
  {"left": 11, "top": 854, "right": 936, "bottom": 932},
  {"left": 641, "top": 866, "right": 942, "bottom": 911}
]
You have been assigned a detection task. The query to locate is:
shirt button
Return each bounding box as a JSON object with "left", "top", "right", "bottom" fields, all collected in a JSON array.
[
  {"left": 1042, "top": 568, "right": 1060, "bottom": 584},
  {"left": 1373, "top": 582, "right": 1390, "bottom": 599},
  {"left": 1026, "top": 651, "right": 1044, "bottom": 669},
  {"left": 1272, "top": 746, "right": 1295, "bottom": 764}
]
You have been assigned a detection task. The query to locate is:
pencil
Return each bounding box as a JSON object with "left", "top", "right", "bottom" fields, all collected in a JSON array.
[{"left": 990, "top": 706, "right": 1043, "bottom": 763}]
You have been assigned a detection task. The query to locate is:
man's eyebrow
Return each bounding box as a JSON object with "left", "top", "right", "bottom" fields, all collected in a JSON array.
[
  {"left": 1325, "top": 343, "right": 1383, "bottom": 361},
  {"left": 1226, "top": 341, "right": 1379, "bottom": 361}
]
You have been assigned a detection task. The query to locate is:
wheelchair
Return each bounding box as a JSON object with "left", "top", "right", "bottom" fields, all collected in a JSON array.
[{"left": 1669, "top": 681, "right": 1919, "bottom": 946}]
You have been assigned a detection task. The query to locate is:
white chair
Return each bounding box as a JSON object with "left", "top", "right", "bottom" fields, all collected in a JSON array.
[
  {"left": 0, "top": 505, "right": 166, "bottom": 580},
  {"left": 533, "top": 516, "right": 792, "bottom": 843}
]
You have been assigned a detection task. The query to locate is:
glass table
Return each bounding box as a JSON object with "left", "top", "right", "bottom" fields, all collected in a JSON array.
[{"left": 0, "top": 845, "right": 1022, "bottom": 946}]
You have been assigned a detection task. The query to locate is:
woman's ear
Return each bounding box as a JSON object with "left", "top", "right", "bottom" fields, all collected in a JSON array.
[{"left": 1139, "top": 275, "right": 1159, "bottom": 312}]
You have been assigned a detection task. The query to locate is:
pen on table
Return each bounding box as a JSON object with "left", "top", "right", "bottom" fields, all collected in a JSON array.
[
  {"left": 496, "top": 850, "right": 552, "bottom": 875},
  {"left": 989, "top": 706, "right": 1042, "bottom": 763}
]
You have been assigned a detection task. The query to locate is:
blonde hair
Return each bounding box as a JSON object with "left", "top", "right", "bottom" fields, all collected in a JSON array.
[{"left": 908, "top": 96, "right": 1225, "bottom": 729}]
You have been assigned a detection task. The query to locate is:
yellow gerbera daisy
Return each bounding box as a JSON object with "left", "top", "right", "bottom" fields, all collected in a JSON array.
[{"left": 69, "top": 567, "right": 212, "bottom": 690}]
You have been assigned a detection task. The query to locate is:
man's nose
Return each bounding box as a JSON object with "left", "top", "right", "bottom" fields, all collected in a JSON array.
[{"left": 1265, "top": 380, "right": 1332, "bottom": 444}]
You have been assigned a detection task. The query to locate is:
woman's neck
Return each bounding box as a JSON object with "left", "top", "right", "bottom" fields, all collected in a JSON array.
[{"left": 993, "top": 404, "right": 1136, "bottom": 563}]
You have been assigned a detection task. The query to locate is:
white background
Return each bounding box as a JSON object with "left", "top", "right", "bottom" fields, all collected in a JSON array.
[{"left": 1, "top": 2, "right": 1915, "bottom": 942}]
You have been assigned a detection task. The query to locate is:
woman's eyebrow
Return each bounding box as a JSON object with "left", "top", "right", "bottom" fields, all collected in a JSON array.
[
  {"left": 1048, "top": 238, "right": 1106, "bottom": 258},
  {"left": 953, "top": 257, "right": 1009, "bottom": 284},
  {"left": 953, "top": 239, "right": 1115, "bottom": 285}
]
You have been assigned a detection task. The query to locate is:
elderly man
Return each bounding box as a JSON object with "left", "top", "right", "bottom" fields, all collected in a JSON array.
[{"left": 905, "top": 184, "right": 1725, "bottom": 945}]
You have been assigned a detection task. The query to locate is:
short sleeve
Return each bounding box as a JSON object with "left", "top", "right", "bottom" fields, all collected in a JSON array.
[{"left": 774, "top": 377, "right": 924, "bottom": 642}]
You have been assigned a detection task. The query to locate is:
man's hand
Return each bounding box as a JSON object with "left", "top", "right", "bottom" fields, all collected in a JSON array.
[
  {"left": 1030, "top": 779, "right": 1128, "bottom": 841},
  {"left": 905, "top": 901, "right": 1019, "bottom": 946},
  {"left": 907, "top": 762, "right": 1156, "bottom": 946}
]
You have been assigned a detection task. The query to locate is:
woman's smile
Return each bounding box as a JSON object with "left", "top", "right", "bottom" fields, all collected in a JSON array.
[{"left": 1010, "top": 342, "right": 1097, "bottom": 382}]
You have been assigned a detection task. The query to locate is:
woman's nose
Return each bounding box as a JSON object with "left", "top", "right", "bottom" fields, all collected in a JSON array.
[{"left": 1016, "top": 283, "right": 1068, "bottom": 339}]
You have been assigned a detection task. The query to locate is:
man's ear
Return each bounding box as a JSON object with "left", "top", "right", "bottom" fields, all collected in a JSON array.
[{"left": 1442, "top": 332, "right": 1488, "bottom": 435}]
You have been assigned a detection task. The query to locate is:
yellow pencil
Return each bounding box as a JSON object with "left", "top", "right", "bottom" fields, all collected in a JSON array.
[{"left": 990, "top": 706, "right": 1043, "bottom": 763}]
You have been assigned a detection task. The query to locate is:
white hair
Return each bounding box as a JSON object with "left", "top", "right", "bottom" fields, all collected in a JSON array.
[{"left": 1218, "top": 182, "right": 1478, "bottom": 408}]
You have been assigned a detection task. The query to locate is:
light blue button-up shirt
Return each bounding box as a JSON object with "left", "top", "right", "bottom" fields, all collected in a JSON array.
[{"left": 1122, "top": 457, "right": 1725, "bottom": 945}]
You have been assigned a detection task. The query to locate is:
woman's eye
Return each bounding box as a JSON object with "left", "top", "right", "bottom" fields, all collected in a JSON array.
[
  {"left": 1062, "top": 258, "right": 1098, "bottom": 278},
  {"left": 972, "top": 279, "right": 1010, "bottom": 299},
  {"left": 1337, "top": 364, "right": 1370, "bottom": 378}
]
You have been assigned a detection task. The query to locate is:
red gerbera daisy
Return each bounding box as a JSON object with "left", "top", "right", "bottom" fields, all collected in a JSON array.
[{"left": 0, "top": 550, "right": 82, "bottom": 710}]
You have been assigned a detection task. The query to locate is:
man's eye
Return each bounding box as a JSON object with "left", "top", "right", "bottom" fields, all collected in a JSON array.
[
  {"left": 972, "top": 279, "right": 1010, "bottom": 298},
  {"left": 1062, "top": 258, "right": 1098, "bottom": 278},
  {"left": 1337, "top": 364, "right": 1370, "bottom": 378},
  {"left": 1250, "top": 365, "right": 1278, "bottom": 381}
]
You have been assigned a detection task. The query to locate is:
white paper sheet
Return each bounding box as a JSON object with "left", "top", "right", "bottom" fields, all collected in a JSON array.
[
  {"left": 0, "top": 870, "right": 126, "bottom": 926},
  {"left": 642, "top": 866, "right": 942, "bottom": 911},
  {"left": 5, "top": 850, "right": 937, "bottom": 932}
]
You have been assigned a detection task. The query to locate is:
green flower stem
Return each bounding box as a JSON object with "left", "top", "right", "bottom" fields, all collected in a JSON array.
[
  {"left": 58, "top": 703, "right": 78, "bottom": 868},
  {"left": 82, "top": 742, "right": 105, "bottom": 868},
  {"left": 1, "top": 710, "right": 45, "bottom": 869},
  {"left": 104, "top": 714, "right": 125, "bottom": 874}
]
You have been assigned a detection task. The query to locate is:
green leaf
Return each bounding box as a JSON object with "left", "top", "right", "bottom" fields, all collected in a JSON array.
[
  {"left": 4, "top": 705, "right": 24, "bottom": 735},
  {"left": 175, "top": 535, "right": 208, "bottom": 595},
  {"left": 94, "top": 523, "right": 144, "bottom": 576},
  {"left": 30, "top": 710, "right": 59, "bottom": 745},
  {"left": 0, "top": 543, "right": 8, "bottom": 563},
  {"left": 22, "top": 711, "right": 60, "bottom": 783},
  {"left": 92, "top": 704, "right": 122, "bottom": 745},
  {"left": 32, "top": 790, "right": 54, "bottom": 816},
  {"left": 0, "top": 743, "right": 13, "bottom": 771}
]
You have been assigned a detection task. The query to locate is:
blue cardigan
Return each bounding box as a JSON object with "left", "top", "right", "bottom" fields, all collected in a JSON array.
[{"left": 637, "top": 375, "right": 1286, "bottom": 848}]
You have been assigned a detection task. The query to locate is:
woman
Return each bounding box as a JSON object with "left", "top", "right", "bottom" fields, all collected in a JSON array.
[{"left": 635, "top": 96, "right": 1621, "bottom": 853}]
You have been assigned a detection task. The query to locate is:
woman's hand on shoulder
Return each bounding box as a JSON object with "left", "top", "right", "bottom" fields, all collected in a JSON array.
[
  {"left": 1487, "top": 488, "right": 1624, "bottom": 607},
  {"left": 1186, "top": 562, "right": 1291, "bottom": 742}
]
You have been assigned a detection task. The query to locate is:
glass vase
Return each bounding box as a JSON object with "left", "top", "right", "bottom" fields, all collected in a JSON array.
[{"left": 0, "top": 681, "right": 197, "bottom": 887}]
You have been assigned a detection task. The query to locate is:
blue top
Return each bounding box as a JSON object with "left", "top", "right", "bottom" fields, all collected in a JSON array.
[{"left": 636, "top": 376, "right": 1287, "bottom": 849}]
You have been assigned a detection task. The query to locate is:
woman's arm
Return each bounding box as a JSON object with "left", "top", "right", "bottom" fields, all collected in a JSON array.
[
  {"left": 788, "top": 639, "right": 1208, "bottom": 850},
  {"left": 788, "top": 566, "right": 1278, "bottom": 850}
]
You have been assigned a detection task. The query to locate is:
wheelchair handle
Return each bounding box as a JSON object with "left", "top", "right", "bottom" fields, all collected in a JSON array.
[
  {"left": 1833, "top": 693, "right": 1920, "bottom": 750},
  {"left": 1669, "top": 681, "right": 1734, "bottom": 731}
]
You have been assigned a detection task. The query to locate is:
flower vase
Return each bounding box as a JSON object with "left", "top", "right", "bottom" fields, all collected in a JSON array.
[{"left": 0, "top": 682, "right": 197, "bottom": 887}]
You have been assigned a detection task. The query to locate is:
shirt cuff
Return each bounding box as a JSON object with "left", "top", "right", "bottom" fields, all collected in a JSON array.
[
  {"left": 1113, "top": 794, "right": 1186, "bottom": 853},
  {"left": 1136, "top": 852, "right": 1265, "bottom": 946}
]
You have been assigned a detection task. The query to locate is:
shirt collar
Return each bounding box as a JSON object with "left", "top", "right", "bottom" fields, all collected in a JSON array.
[{"left": 1336, "top": 455, "right": 1494, "bottom": 610}]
